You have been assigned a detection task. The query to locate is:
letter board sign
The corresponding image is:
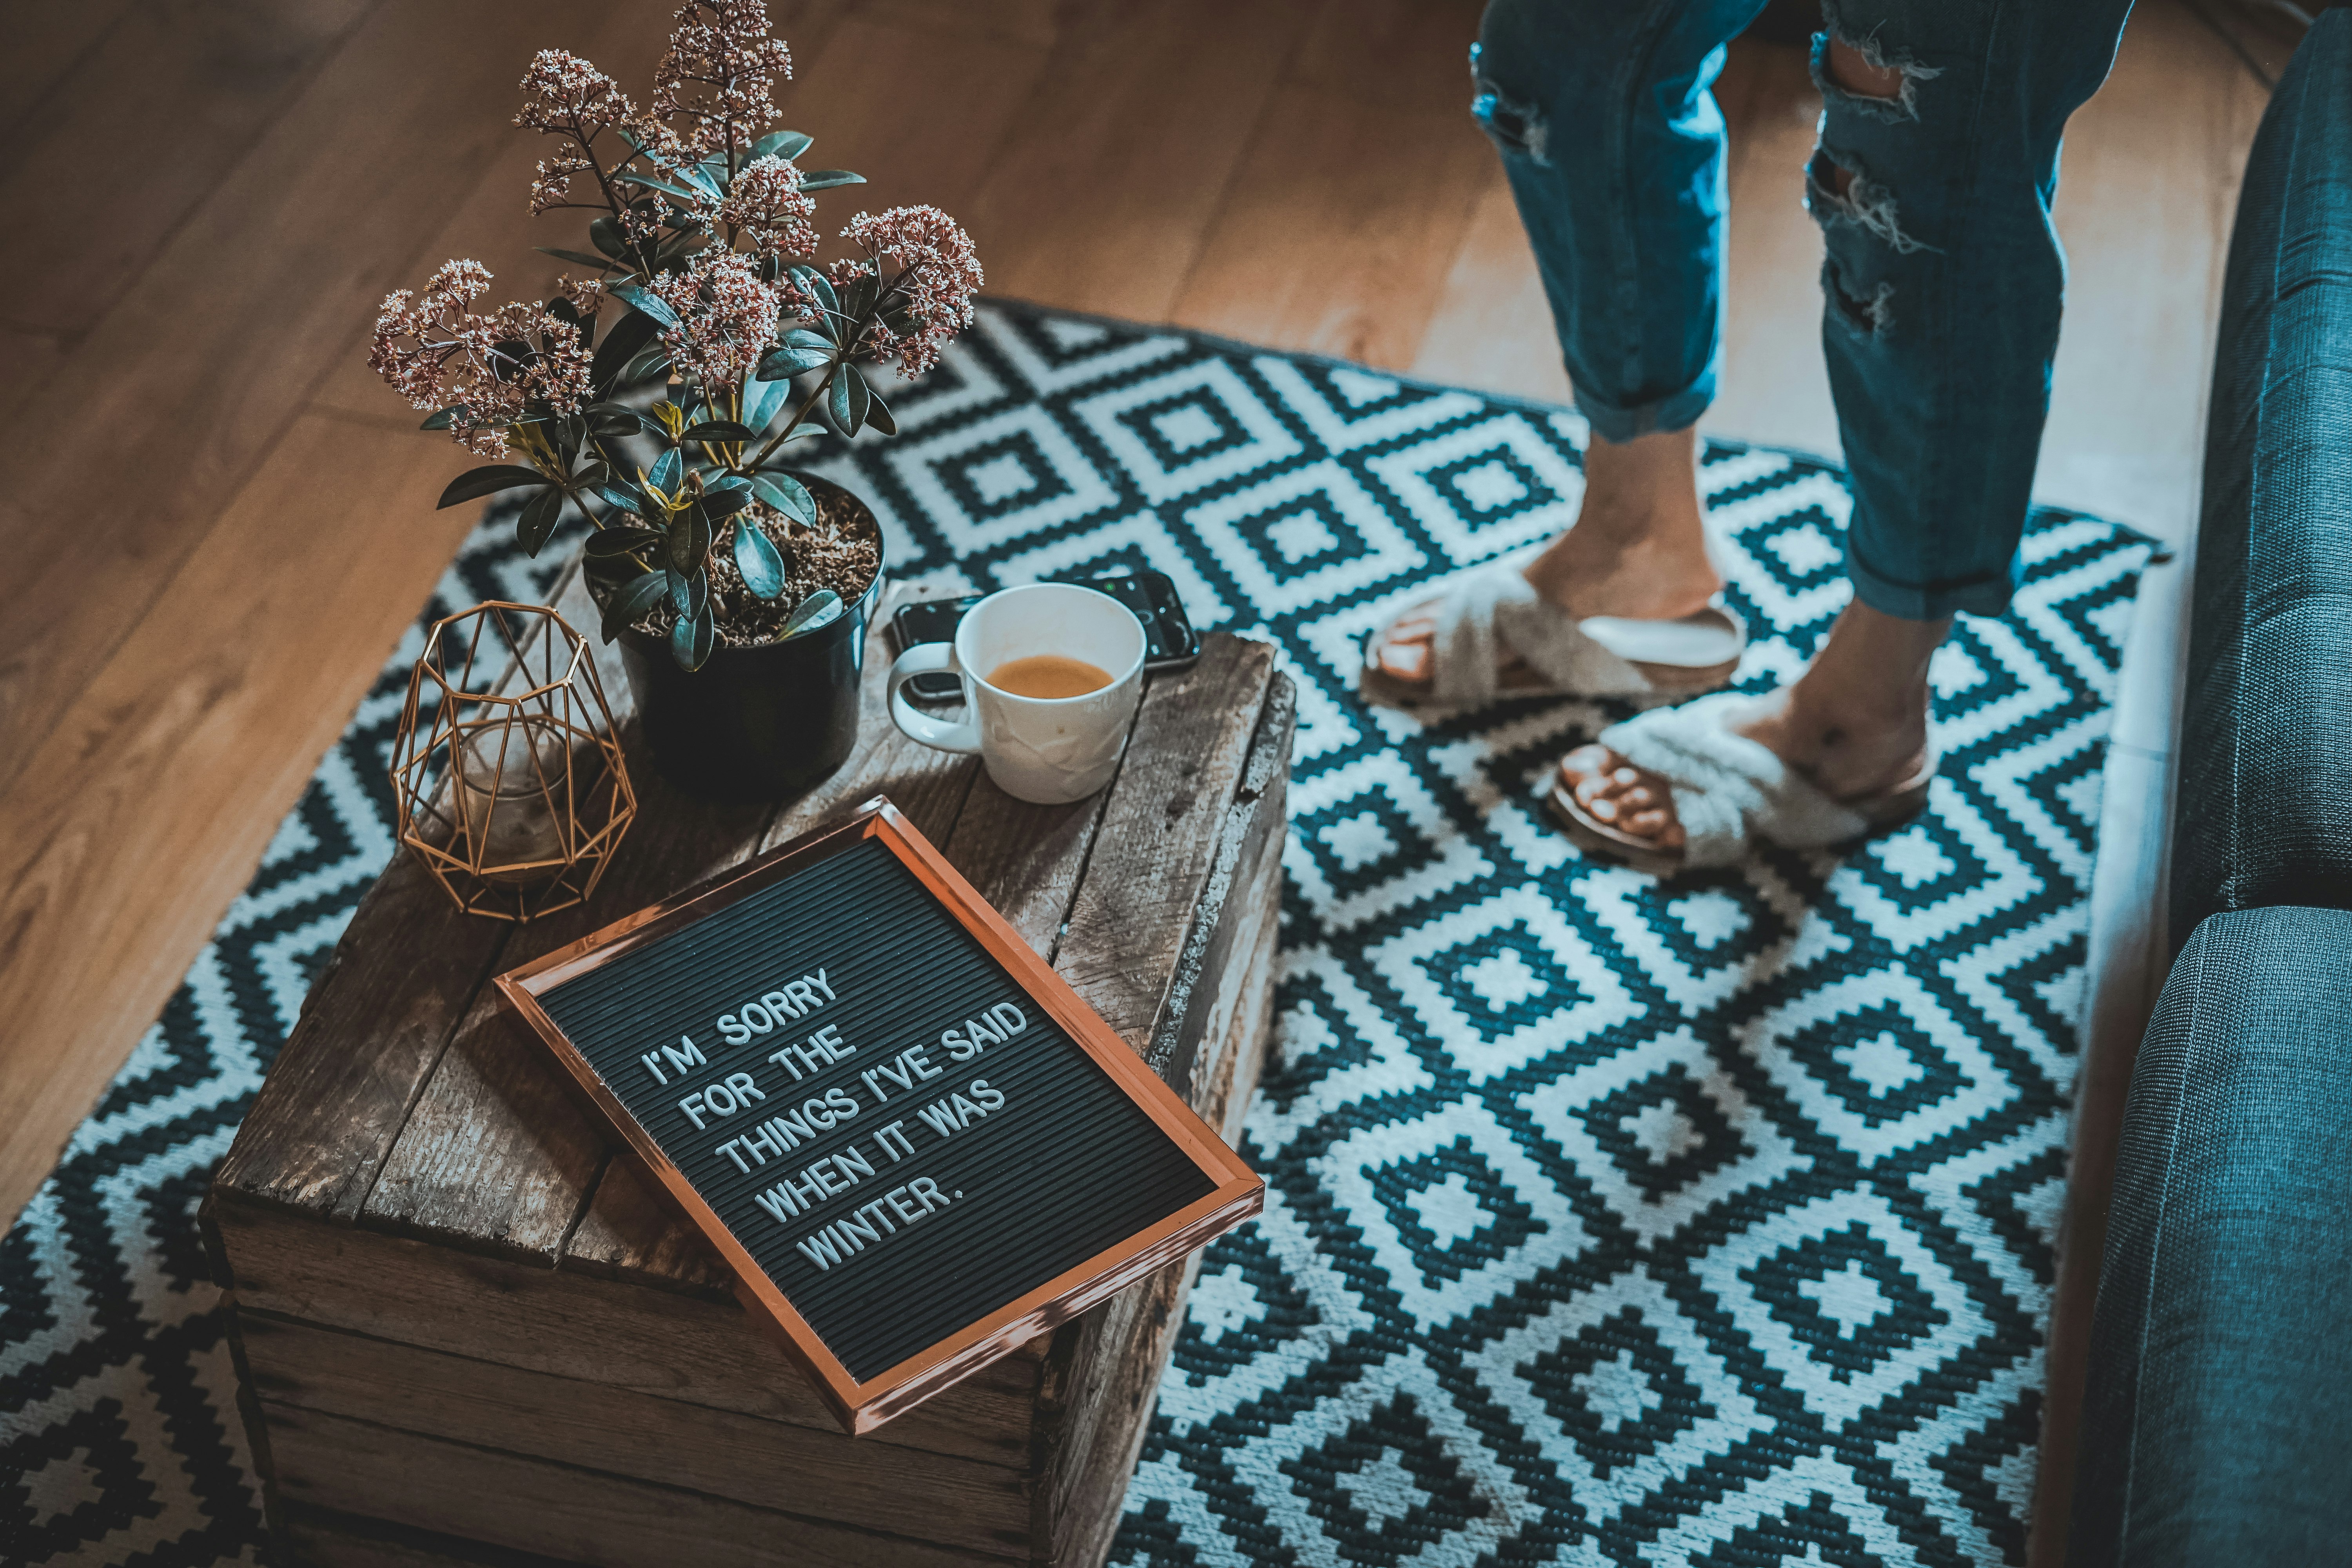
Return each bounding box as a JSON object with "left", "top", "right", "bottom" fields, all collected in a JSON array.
[{"left": 495, "top": 797, "right": 1262, "bottom": 1434}]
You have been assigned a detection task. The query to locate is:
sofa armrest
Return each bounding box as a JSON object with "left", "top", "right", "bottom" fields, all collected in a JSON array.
[
  {"left": 2070, "top": 906, "right": 2352, "bottom": 1566},
  {"left": 2171, "top": 9, "right": 2352, "bottom": 946}
]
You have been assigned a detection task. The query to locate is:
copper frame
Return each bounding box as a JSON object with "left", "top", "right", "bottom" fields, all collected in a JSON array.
[
  {"left": 390, "top": 601, "right": 638, "bottom": 923},
  {"left": 495, "top": 797, "right": 1264, "bottom": 1435}
]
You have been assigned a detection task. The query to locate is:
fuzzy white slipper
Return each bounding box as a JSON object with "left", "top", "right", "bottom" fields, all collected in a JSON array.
[
  {"left": 1546, "top": 692, "right": 1934, "bottom": 873},
  {"left": 1358, "top": 559, "right": 1744, "bottom": 709}
]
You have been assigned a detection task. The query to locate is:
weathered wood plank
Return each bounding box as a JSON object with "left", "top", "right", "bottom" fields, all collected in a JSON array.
[
  {"left": 241, "top": 1312, "right": 1034, "bottom": 1555},
  {"left": 359, "top": 770, "right": 779, "bottom": 1258},
  {"left": 1149, "top": 673, "right": 1294, "bottom": 1089},
  {"left": 1057, "top": 638, "right": 1279, "bottom": 1056},
  {"left": 212, "top": 1199, "right": 1037, "bottom": 1468},
  {"left": 263, "top": 1403, "right": 1014, "bottom": 1568},
  {"left": 273, "top": 1504, "right": 547, "bottom": 1568},
  {"left": 1033, "top": 769, "right": 1289, "bottom": 1568},
  {"left": 939, "top": 779, "right": 1117, "bottom": 962}
]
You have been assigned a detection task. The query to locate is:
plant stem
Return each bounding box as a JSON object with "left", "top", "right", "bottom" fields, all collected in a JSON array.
[{"left": 737, "top": 370, "right": 835, "bottom": 475}]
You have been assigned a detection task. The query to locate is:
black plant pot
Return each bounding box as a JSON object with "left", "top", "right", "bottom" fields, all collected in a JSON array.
[{"left": 609, "top": 474, "right": 886, "bottom": 802}]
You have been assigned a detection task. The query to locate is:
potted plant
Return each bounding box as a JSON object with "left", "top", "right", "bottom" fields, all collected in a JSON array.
[{"left": 367, "top": 0, "right": 982, "bottom": 799}]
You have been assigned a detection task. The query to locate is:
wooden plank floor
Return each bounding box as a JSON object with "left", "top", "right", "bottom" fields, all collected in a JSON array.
[{"left": 0, "top": 1, "right": 2261, "bottom": 1557}]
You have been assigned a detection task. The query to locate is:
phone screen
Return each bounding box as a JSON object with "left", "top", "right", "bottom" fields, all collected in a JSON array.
[{"left": 891, "top": 571, "right": 1199, "bottom": 702}]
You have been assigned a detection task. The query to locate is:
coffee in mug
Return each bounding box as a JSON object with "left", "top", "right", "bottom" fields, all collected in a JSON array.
[
  {"left": 887, "top": 583, "right": 1147, "bottom": 804},
  {"left": 986, "top": 654, "right": 1112, "bottom": 701}
]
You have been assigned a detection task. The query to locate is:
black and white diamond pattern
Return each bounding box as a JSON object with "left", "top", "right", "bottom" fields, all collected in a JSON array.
[{"left": 0, "top": 301, "right": 2145, "bottom": 1566}]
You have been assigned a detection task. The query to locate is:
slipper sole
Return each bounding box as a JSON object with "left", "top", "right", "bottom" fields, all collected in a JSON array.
[
  {"left": 1545, "top": 767, "right": 1936, "bottom": 875},
  {"left": 1358, "top": 643, "right": 1742, "bottom": 711}
]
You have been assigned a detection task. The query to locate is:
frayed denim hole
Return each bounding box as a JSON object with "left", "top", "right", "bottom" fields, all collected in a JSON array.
[
  {"left": 1806, "top": 146, "right": 1939, "bottom": 256},
  {"left": 1809, "top": 4, "right": 1942, "bottom": 123},
  {"left": 1469, "top": 76, "right": 1549, "bottom": 164},
  {"left": 1821, "top": 258, "right": 1895, "bottom": 337}
]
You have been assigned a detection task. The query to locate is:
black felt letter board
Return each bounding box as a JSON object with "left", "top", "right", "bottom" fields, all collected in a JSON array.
[{"left": 528, "top": 834, "right": 1223, "bottom": 1387}]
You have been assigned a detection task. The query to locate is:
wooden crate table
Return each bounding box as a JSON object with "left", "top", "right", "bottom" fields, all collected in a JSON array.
[{"left": 202, "top": 573, "right": 1294, "bottom": 1568}]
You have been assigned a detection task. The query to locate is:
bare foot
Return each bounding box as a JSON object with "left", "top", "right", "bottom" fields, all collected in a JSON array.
[
  {"left": 1369, "top": 425, "right": 1722, "bottom": 691},
  {"left": 1559, "top": 602, "right": 1948, "bottom": 855}
]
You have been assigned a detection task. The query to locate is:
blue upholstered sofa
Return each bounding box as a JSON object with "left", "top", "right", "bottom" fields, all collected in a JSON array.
[{"left": 2068, "top": 12, "right": 2352, "bottom": 1564}]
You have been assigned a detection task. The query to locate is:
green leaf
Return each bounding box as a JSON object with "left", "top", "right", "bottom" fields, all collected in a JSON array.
[
  {"left": 844, "top": 269, "right": 878, "bottom": 321},
  {"left": 751, "top": 129, "right": 813, "bottom": 160},
  {"left": 627, "top": 173, "right": 704, "bottom": 203},
  {"left": 516, "top": 488, "right": 567, "bottom": 554},
  {"left": 585, "top": 401, "right": 654, "bottom": 438},
  {"left": 756, "top": 344, "right": 831, "bottom": 382},
  {"left": 535, "top": 246, "right": 615, "bottom": 270},
  {"left": 647, "top": 446, "right": 684, "bottom": 500},
  {"left": 671, "top": 602, "right": 716, "bottom": 671},
  {"left": 701, "top": 484, "right": 752, "bottom": 519},
  {"left": 590, "top": 309, "right": 659, "bottom": 394},
  {"left": 743, "top": 365, "right": 792, "bottom": 431},
  {"left": 782, "top": 327, "right": 833, "bottom": 352},
  {"left": 680, "top": 419, "right": 757, "bottom": 444},
  {"left": 610, "top": 281, "right": 679, "bottom": 330},
  {"left": 790, "top": 266, "right": 840, "bottom": 322},
  {"left": 733, "top": 517, "right": 787, "bottom": 599},
  {"left": 596, "top": 480, "right": 649, "bottom": 517},
  {"left": 782, "top": 588, "right": 844, "bottom": 638},
  {"left": 419, "top": 406, "right": 464, "bottom": 431},
  {"left": 437, "top": 465, "right": 546, "bottom": 509},
  {"left": 668, "top": 502, "right": 712, "bottom": 576},
  {"left": 589, "top": 216, "right": 628, "bottom": 260},
  {"left": 748, "top": 472, "right": 816, "bottom": 525},
  {"left": 667, "top": 565, "right": 709, "bottom": 620},
  {"left": 827, "top": 366, "right": 854, "bottom": 436},
  {"left": 829, "top": 363, "right": 870, "bottom": 437},
  {"left": 618, "top": 341, "right": 670, "bottom": 385},
  {"left": 599, "top": 570, "right": 667, "bottom": 642},
  {"left": 584, "top": 525, "right": 662, "bottom": 559},
  {"left": 799, "top": 170, "right": 866, "bottom": 191},
  {"left": 863, "top": 385, "right": 897, "bottom": 436}
]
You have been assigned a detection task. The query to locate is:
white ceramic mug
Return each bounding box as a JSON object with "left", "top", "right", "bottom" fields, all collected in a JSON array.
[{"left": 887, "top": 583, "right": 1147, "bottom": 804}]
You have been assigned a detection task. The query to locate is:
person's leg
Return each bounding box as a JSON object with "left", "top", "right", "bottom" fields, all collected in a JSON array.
[
  {"left": 1565, "top": 0, "right": 2135, "bottom": 854},
  {"left": 1371, "top": 0, "right": 1767, "bottom": 691}
]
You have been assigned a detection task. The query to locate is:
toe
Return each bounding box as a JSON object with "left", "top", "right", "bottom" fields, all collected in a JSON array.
[
  {"left": 1556, "top": 745, "right": 1684, "bottom": 849},
  {"left": 1559, "top": 744, "right": 1616, "bottom": 786},
  {"left": 1375, "top": 635, "right": 1430, "bottom": 682}
]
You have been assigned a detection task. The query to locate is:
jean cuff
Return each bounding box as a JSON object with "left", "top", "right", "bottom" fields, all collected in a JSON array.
[
  {"left": 1844, "top": 537, "right": 2022, "bottom": 620},
  {"left": 1571, "top": 371, "right": 1714, "bottom": 446}
]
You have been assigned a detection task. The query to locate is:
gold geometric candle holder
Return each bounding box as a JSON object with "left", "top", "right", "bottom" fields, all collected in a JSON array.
[{"left": 390, "top": 601, "right": 638, "bottom": 922}]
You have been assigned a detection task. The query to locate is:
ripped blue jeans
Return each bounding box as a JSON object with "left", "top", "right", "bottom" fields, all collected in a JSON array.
[{"left": 1472, "top": 0, "right": 2134, "bottom": 619}]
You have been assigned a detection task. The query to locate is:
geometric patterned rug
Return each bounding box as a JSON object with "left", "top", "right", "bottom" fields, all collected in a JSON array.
[{"left": 0, "top": 300, "right": 2147, "bottom": 1566}]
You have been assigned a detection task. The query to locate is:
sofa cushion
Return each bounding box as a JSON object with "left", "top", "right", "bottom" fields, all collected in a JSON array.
[
  {"left": 2171, "top": 9, "right": 2352, "bottom": 947},
  {"left": 2069, "top": 906, "right": 2352, "bottom": 1566}
]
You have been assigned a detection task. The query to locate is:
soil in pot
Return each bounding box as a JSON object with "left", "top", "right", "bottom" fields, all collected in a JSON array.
[
  {"left": 604, "top": 474, "right": 887, "bottom": 802},
  {"left": 624, "top": 487, "right": 880, "bottom": 648}
]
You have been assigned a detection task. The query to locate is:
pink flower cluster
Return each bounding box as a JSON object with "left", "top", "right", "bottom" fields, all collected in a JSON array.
[
  {"left": 514, "top": 49, "right": 635, "bottom": 135},
  {"left": 369, "top": 261, "right": 592, "bottom": 457},
  {"left": 652, "top": 0, "right": 793, "bottom": 160},
  {"left": 710, "top": 154, "right": 817, "bottom": 260},
  {"left": 515, "top": 51, "right": 635, "bottom": 215},
  {"left": 839, "top": 205, "right": 984, "bottom": 377},
  {"left": 646, "top": 249, "right": 782, "bottom": 389}
]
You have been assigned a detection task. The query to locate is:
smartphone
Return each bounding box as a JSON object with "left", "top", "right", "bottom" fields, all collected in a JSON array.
[{"left": 890, "top": 568, "right": 1201, "bottom": 703}]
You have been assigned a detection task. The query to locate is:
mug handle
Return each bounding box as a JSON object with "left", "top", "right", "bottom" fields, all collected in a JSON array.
[{"left": 887, "top": 644, "right": 982, "bottom": 754}]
